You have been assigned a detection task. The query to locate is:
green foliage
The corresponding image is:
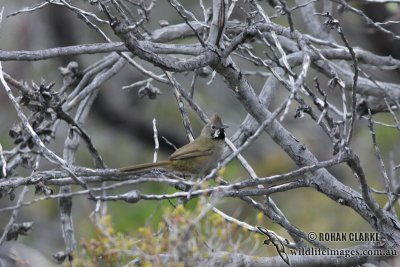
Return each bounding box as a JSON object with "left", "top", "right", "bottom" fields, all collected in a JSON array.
[{"left": 71, "top": 200, "right": 270, "bottom": 266}]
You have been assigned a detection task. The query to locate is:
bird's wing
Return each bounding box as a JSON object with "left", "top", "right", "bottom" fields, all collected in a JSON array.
[{"left": 169, "top": 137, "right": 213, "bottom": 160}]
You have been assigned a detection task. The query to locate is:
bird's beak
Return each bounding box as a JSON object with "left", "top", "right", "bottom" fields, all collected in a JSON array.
[{"left": 221, "top": 124, "right": 229, "bottom": 129}]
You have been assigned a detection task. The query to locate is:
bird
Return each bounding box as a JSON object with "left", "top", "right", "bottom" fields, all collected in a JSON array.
[{"left": 119, "top": 114, "right": 228, "bottom": 176}]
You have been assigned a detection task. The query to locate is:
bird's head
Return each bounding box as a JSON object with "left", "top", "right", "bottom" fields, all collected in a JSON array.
[{"left": 201, "top": 113, "right": 229, "bottom": 140}]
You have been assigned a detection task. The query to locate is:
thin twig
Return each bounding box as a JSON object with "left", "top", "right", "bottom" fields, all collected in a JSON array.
[
  {"left": 0, "top": 143, "right": 6, "bottom": 177},
  {"left": 165, "top": 71, "right": 194, "bottom": 141},
  {"left": 0, "top": 186, "right": 29, "bottom": 245},
  {"left": 153, "top": 118, "right": 159, "bottom": 163},
  {"left": 367, "top": 110, "right": 395, "bottom": 213}
]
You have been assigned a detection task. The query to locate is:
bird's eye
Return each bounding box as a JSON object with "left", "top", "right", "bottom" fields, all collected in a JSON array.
[{"left": 211, "top": 125, "right": 216, "bottom": 129}]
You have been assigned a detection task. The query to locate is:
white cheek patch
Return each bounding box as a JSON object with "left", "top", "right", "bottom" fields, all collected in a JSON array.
[{"left": 213, "top": 129, "right": 220, "bottom": 138}]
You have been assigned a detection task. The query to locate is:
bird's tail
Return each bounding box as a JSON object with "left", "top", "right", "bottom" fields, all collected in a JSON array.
[{"left": 119, "top": 161, "right": 171, "bottom": 172}]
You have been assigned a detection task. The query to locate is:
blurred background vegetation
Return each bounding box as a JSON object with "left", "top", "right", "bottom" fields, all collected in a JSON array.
[{"left": 1, "top": 0, "right": 400, "bottom": 263}]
